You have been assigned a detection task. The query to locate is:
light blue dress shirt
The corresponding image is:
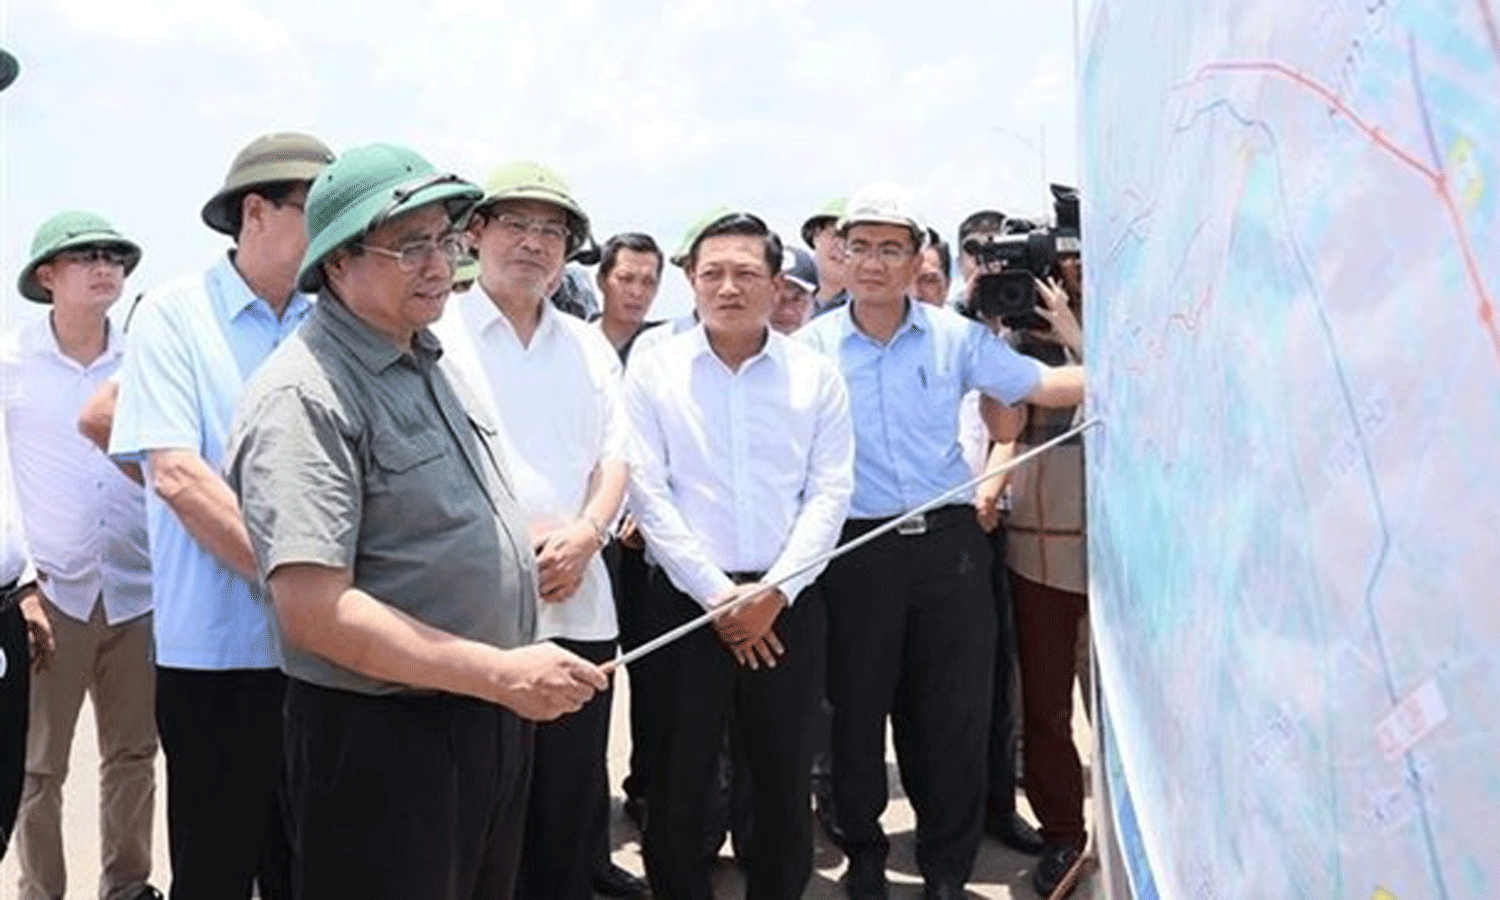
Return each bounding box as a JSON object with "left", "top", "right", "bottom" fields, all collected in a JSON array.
[
  {"left": 110, "top": 253, "right": 313, "bottom": 669},
  {"left": 798, "top": 298, "right": 1043, "bottom": 519}
]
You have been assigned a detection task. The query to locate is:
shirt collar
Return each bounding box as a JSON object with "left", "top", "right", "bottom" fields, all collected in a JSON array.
[
  {"left": 466, "top": 287, "right": 563, "bottom": 347},
  {"left": 316, "top": 289, "right": 443, "bottom": 373},
  {"left": 22, "top": 313, "right": 125, "bottom": 367},
  {"left": 209, "top": 251, "right": 314, "bottom": 325},
  {"left": 687, "top": 321, "right": 782, "bottom": 372},
  {"left": 837, "top": 294, "right": 928, "bottom": 346}
]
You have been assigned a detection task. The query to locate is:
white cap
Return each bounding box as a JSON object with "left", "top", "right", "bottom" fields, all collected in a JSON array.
[{"left": 838, "top": 181, "right": 926, "bottom": 246}]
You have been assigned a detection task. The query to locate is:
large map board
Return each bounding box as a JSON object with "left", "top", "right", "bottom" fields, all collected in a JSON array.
[{"left": 1082, "top": 2, "right": 1500, "bottom": 898}]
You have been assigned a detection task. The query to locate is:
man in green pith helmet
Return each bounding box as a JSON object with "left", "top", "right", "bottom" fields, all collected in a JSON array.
[
  {"left": 436, "top": 159, "right": 646, "bottom": 900},
  {"left": 225, "top": 143, "right": 606, "bottom": 900},
  {"left": 5, "top": 210, "right": 162, "bottom": 900},
  {"left": 801, "top": 196, "right": 849, "bottom": 313}
]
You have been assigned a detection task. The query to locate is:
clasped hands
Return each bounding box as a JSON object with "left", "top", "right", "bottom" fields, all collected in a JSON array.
[{"left": 710, "top": 582, "right": 788, "bottom": 671}]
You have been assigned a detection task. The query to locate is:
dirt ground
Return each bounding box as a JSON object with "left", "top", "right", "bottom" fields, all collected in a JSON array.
[{"left": 1, "top": 675, "right": 1102, "bottom": 899}]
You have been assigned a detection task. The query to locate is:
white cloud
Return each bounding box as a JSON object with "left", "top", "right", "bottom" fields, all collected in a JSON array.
[{"left": 2, "top": 0, "right": 1086, "bottom": 322}]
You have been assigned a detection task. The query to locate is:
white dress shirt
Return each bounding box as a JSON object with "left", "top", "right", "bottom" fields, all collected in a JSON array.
[
  {"left": 0, "top": 317, "right": 151, "bottom": 624},
  {"left": 433, "top": 290, "right": 626, "bottom": 642},
  {"left": 624, "top": 325, "right": 854, "bottom": 609}
]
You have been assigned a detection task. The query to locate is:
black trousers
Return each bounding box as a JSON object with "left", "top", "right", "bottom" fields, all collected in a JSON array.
[
  {"left": 984, "top": 526, "right": 1023, "bottom": 822},
  {"left": 518, "top": 637, "right": 616, "bottom": 900},
  {"left": 642, "top": 578, "right": 826, "bottom": 900},
  {"left": 606, "top": 541, "right": 655, "bottom": 804},
  {"left": 156, "top": 666, "right": 290, "bottom": 900},
  {"left": 283, "top": 678, "right": 534, "bottom": 900},
  {"left": 0, "top": 604, "right": 28, "bottom": 860},
  {"left": 823, "top": 515, "right": 996, "bottom": 885}
]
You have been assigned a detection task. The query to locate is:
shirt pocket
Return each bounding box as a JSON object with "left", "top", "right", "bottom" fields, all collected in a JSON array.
[
  {"left": 371, "top": 432, "right": 447, "bottom": 473},
  {"left": 366, "top": 432, "right": 465, "bottom": 535}
]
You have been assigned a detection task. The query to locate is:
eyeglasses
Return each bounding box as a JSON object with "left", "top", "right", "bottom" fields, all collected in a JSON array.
[
  {"left": 54, "top": 247, "right": 129, "bottom": 268},
  {"left": 359, "top": 232, "right": 467, "bottom": 272},
  {"left": 844, "top": 241, "right": 914, "bottom": 265},
  {"left": 486, "top": 213, "right": 571, "bottom": 244}
]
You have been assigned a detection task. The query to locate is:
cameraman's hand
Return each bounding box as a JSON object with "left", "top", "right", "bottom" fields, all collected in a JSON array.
[
  {"left": 973, "top": 478, "right": 1003, "bottom": 534},
  {"left": 1029, "top": 276, "right": 1083, "bottom": 359}
]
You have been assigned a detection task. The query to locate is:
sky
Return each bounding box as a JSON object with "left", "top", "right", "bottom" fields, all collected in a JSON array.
[{"left": 0, "top": 0, "right": 1089, "bottom": 322}]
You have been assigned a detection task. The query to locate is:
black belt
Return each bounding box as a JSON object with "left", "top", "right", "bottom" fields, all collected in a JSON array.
[
  {"left": 849, "top": 504, "right": 973, "bottom": 537},
  {"left": 726, "top": 571, "right": 766, "bottom": 585}
]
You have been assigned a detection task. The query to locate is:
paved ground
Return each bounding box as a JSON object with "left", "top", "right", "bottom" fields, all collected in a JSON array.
[{"left": 1, "top": 676, "right": 1101, "bottom": 899}]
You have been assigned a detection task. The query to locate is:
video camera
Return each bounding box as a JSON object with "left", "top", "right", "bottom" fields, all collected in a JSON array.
[{"left": 963, "top": 184, "right": 1080, "bottom": 330}]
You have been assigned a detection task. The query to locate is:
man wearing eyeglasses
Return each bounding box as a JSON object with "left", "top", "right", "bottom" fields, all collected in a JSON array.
[
  {"left": 225, "top": 143, "right": 606, "bottom": 900},
  {"left": 797, "top": 184, "right": 1085, "bottom": 900},
  {"left": 106, "top": 132, "right": 333, "bottom": 900},
  {"left": 4, "top": 212, "right": 160, "bottom": 900},
  {"left": 432, "top": 161, "right": 645, "bottom": 900}
]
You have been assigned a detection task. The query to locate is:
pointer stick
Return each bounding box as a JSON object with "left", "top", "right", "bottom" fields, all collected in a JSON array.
[{"left": 602, "top": 416, "right": 1102, "bottom": 674}]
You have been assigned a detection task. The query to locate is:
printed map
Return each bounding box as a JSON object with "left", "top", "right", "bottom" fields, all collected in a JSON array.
[{"left": 1081, "top": 2, "right": 1500, "bottom": 898}]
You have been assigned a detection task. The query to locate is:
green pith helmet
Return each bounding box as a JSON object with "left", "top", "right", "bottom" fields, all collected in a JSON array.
[
  {"left": 453, "top": 252, "right": 479, "bottom": 286},
  {"left": 473, "top": 161, "right": 591, "bottom": 254},
  {"left": 17, "top": 210, "right": 142, "bottom": 303},
  {"left": 296, "top": 143, "right": 483, "bottom": 294},
  {"left": 0, "top": 47, "right": 18, "bottom": 93},
  {"left": 800, "top": 196, "right": 847, "bottom": 248},
  {"left": 201, "top": 132, "right": 335, "bottom": 236},
  {"left": 670, "top": 206, "right": 734, "bottom": 269}
]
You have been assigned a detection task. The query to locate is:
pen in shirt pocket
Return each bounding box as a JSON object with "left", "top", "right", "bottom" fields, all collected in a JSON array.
[{"left": 918, "top": 366, "right": 927, "bottom": 389}]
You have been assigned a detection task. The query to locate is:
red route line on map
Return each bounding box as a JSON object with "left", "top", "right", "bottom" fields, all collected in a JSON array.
[
  {"left": 1196, "top": 59, "right": 1500, "bottom": 363},
  {"left": 1119, "top": 159, "right": 1251, "bottom": 376}
]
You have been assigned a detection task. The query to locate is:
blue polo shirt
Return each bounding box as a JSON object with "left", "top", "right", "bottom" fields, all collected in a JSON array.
[
  {"left": 797, "top": 298, "right": 1042, "bottom": 519},
  {"left": 110, "top": 253, "right": 313, "bottom": 669}
]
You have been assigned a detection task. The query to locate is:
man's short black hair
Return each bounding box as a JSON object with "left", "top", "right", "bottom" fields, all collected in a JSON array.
[
  {"left": 687, "top": 213, "right": 783, "bottom": 276},
  {"left": 925, "top": 230, "right": 952, "bottom": 280},
  {"left": 599, "top": 232, "right": 663, "bottom": 281},
  {"left": 956, "top": 209, "right": 1006, "bottom": 247},
  {"left": 228, "top": 180, "right": 306, "bottom": 238}
]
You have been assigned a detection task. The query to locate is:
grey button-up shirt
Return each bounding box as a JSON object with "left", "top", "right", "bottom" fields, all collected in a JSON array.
[{"left": 227, "top": 292, "right": 537, "bottom": 696}]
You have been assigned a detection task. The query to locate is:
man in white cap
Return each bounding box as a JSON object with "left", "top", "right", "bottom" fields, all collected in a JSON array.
[{"left": 797, "top": 182, "right": 1084, "bottom": 900}]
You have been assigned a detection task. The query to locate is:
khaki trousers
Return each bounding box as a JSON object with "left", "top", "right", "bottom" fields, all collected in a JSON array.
[{"left": 15, "top": 596, "right": 157, "bottom": 900}]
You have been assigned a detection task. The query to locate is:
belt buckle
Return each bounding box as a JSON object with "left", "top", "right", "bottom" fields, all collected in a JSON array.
[{"left": 896, "top": 513, "right": 928, "bottom": 536}]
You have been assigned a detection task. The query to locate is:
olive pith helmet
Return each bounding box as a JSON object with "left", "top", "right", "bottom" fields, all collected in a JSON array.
[
  {"left": 800, "top": 197, "right": 847, "bottom": 248},
  {"left": 17, "top": 210, "right": 142, "bottom": 303},
  {"left": 670, "top": 205, "right": 733, "bottom": 269},
  {"left": 474, "top": 161, "right": 591, "bottom": 254},
  {"left": 201, "top": 132, "right": 335, "bottom": 236},
  {"left": 297, "top": 143, "right": 483, "bottom": 294},
  {"left": 0, "top": 47, "right": 19, "bottom": 93}
]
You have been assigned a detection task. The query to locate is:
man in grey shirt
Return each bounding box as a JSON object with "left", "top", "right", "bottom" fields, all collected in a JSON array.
[{"left": 226, "top": 142, "right": 606, "bottom": 900}]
